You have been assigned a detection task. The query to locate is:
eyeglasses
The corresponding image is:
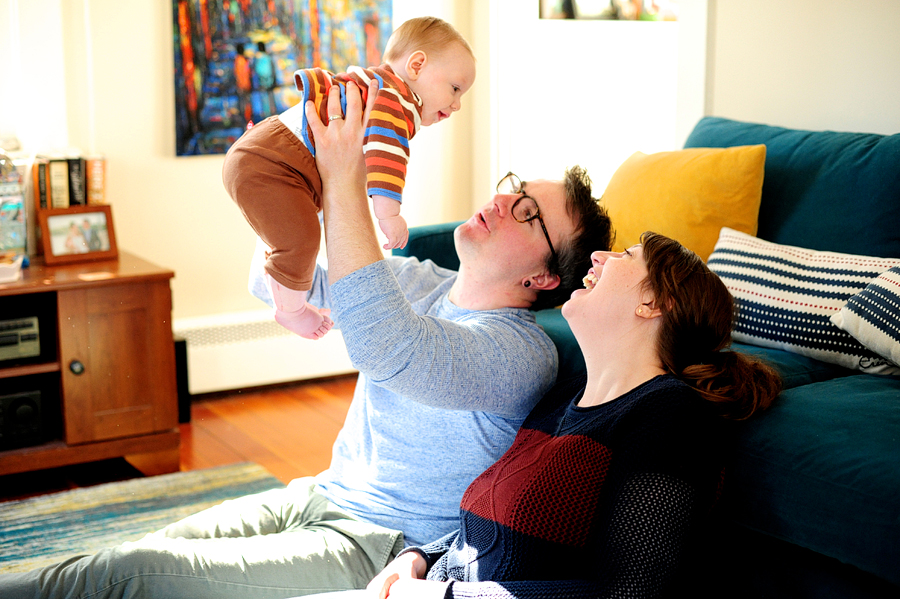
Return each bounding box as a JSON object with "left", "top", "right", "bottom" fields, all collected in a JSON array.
[{"left": 496, "top": 172, "right": 558, "bottom": 266}]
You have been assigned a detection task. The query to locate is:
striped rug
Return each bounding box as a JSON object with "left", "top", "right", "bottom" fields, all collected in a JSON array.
[{"left": 0, "top": 462, "right": 284, "bottom": 573}]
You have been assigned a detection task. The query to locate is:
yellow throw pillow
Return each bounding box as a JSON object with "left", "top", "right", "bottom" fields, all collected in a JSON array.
[{"left": 601, "top": 145, "right": 766, "bottom": 261}]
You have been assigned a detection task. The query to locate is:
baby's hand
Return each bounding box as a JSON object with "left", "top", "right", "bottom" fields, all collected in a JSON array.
[{"left": 379, "top": 214, "right": 409, "bottom": 250}]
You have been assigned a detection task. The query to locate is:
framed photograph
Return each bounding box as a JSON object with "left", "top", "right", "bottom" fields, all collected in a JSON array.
[{"left": 38, "top": 205, "right": 118, "bottom": 266}]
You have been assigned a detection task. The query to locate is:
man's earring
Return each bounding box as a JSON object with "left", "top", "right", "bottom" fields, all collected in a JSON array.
[{"left": 524, "top": 281, "right": 531, "bottom": 288}]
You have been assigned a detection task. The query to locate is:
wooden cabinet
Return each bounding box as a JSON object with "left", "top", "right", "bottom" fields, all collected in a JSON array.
[{"left": 0, "top": 252, "right": 180, "bottom": 476}]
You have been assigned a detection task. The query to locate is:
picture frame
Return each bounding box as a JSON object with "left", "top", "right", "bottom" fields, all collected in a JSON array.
[{"left": 38, "top": 205, "right": 118, "bottom": 266}]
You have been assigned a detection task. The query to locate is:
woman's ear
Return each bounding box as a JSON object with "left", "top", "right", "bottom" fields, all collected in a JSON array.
[
  {"left": 405, "top": 51, "right": 427, "bottom": 80},
  {"left": 636, "top": 300, "right": 663, "bottom": 319}
]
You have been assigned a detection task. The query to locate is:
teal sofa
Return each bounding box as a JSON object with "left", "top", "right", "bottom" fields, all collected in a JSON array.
[{"left": 397, "top": 117, "right": 900, "bottom": 597}]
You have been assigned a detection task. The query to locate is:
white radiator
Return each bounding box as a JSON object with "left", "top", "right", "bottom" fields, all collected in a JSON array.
[{"left": 173, "top": 310, "right": 356, "bottom": 394}]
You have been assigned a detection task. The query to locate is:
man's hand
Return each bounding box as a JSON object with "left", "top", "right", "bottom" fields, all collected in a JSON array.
[
  {"left": 306, "top": 79, "right": 385, "bottom": 284},
  {"left": 305, "top": 80, "right": 374, "bottom": 186}
]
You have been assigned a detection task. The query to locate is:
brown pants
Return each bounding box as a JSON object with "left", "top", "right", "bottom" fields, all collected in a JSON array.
[{"left": 222, "top": 116, "right": 323, "bottom": 291}]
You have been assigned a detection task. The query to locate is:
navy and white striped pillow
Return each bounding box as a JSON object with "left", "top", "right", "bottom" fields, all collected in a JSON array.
[
  {"left": 708, "top": 228, "right": 900, "bottom": 375},
  {"left": 831, "top": 267, "right": 900, "bottom": 369}
]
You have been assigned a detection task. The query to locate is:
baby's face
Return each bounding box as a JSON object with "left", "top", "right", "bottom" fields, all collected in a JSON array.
[{"left": 408, "top": 43, "right": 476, "bottom": 126}]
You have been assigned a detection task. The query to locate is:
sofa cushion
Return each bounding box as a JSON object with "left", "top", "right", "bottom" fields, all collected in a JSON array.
[
  {"left": 732, "top": 342, "right": 854, "bottom": 390},
  {"left": 600, "top": 145, "right": 766, "bottom": 261},
  {"left": 684, "top": 116, "right": 900, "bottom": 258},
  {"left": 534, "top": 308, "right": 584, "bottom": 381},
  {"left": 831, "top": 266, "right": 900, "bottom": 368},
  {"left": 724, "top": 374, "right": 900, "bottom": 586},
  {"left": 708, "top": 227, "right": 900, "bottom": 375}
]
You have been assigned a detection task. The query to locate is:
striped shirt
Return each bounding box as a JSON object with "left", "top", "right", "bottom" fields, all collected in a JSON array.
[{"left": 294, "top": 64, "right": 423, "bottom": 203}]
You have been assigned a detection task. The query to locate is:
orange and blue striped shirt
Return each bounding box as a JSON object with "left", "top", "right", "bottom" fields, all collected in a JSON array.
[{"left": 294, "top": 64, "right": 423, "bottom": 203}]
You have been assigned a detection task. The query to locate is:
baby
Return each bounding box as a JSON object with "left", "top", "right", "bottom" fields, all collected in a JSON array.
[{"left": 223, "top": 16, "right": 476, "bottom": 339}]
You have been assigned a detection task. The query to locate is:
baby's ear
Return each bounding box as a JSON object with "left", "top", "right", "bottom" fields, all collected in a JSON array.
[{"left": 405, "top": 51, "right": 427, "bottom": 80}]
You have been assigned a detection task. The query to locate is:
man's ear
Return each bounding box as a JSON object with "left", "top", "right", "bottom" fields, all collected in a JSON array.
[
  {"left": 405, "top": 51, "right": 427, "bottom": 80},
  {"left": 526, "top": 272, "right": 561, "bottom": 291}
]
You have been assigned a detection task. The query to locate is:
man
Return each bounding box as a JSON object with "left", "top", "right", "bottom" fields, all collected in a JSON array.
[
  {"left": 80, "top": 219, "right": 101, "bottom": 251},
  {"left": 0, "top": 81, "right": 613, "bottom": 599}
]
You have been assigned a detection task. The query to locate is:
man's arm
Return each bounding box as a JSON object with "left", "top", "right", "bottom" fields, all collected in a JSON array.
[
  {"left": 304, "top": 80, "right": 556, "bottom": 416},
  {"left": 304, "top": 79, "right": 383, "bottom": 285}
]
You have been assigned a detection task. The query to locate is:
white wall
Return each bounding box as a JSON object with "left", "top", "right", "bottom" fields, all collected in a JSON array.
[
  {"left": 707, "top": 0, "right": 900, "bottom": 134},
  {"left": 489, "top": 0, "right": 708, "bottom": 193},
  {"left": 0, "top": 0, "right": 68, "bottom": 151}
]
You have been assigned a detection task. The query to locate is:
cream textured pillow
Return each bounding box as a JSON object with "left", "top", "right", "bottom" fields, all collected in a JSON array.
[
  {"left": 601, "top": 145, "right": 766, "bottom": 261},
  {"left": 708, "top": 227, "right": 900, "bottom": 375}
]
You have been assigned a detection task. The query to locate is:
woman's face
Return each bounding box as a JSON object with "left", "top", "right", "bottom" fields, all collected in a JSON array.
[{"left": 561, "top": 245, "right": 651, "bottom": 333}]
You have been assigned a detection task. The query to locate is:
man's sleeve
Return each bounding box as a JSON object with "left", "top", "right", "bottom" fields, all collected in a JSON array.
[{"left": 331, "top": 260, "right": 558, "bottom": 419}]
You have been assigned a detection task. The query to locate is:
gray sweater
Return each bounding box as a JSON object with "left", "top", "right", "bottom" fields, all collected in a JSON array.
[{"left": 250, "top": 249, "right": 558, "bottom": 546}]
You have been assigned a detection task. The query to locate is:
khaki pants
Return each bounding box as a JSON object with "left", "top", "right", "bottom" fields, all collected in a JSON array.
[
  {"left": 223, "top": 116, "right": 323, "bottom": 291},
  {"left": 0, "top": 478, "right": 404, "bottom": 599}
]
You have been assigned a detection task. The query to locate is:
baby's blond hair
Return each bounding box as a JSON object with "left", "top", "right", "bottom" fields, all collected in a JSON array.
[{"left": 383, "top": 16, "right": 474, "bottom": 63}]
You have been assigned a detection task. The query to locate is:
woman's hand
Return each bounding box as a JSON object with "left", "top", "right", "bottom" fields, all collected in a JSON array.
[
  {"left": 366, "top": 551, "right": 427, "bottom": 599},
  {"left": 374, "top": 578, "right": 450, "bottom": 599}
]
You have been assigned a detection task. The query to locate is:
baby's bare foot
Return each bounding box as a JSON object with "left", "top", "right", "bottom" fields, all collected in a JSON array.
[{"left": 274, "top": 303, "right": 334, "bottom": 340}]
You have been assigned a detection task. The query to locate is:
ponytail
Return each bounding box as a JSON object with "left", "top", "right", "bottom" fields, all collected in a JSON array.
[
  {"left": 680, "top": 352, "right": 781, "bottom": 420},
  {"left": 641, "top": 232, "right": 781, "bottom": 420}
]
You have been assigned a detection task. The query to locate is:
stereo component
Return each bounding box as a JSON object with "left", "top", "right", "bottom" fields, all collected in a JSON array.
[
  {"left": 0, "top": 316, "right": 40, "bottom": 362},
  {"left": 0, "top": 390, "right": 43, "bottom": 449}
]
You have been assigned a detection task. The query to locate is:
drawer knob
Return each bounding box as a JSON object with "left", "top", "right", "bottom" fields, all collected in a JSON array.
[{"left": 69, "top": 360, "right": 85, "bottom": 375}]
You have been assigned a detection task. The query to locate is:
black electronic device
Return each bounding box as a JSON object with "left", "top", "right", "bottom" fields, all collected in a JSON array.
[{"left": 0, "top": 390, "right": 43, "bottom": 449}]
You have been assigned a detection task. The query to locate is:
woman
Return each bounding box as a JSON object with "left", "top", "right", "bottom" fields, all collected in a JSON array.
[{"left": 363, "top": 232, "right": 782, "bottom": 599}]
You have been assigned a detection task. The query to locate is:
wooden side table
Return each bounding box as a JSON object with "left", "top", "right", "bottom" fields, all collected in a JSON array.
[{"left": 0, "top": 252, "right": 180, "bottom": 476}]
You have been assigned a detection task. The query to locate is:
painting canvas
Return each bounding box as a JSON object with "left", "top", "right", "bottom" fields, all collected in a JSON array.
[{"left": 173, "top": 0, "right": 393, "bottom": 156}]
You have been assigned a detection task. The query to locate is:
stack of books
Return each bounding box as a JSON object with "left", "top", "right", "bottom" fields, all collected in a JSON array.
[
  {"left": 1, "top": 149, "right": 28, "bottom": 259},
  {"left": 31, "top": 154, "right": 106, "bottom": 209}
]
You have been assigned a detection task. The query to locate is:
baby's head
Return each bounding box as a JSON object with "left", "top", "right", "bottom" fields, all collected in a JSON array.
[{"left": 383, "top": 17, "right": 476, "bottom": 126}]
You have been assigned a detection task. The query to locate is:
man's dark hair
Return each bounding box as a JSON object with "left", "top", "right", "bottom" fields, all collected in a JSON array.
[{"left": 532, "top": 165, "right": 614, "bottom": 311}]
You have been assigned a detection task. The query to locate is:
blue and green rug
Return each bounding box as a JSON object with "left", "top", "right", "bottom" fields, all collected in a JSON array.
[{"left": 0, "top": 462, "right": 284, "bottom": 573}]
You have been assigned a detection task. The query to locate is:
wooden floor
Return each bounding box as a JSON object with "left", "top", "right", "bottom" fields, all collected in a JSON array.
[
  {"left": 0, "top": 374, "right": 357, "bottom": 503},
  {"left": 180, "top": 374, "right": 356, "bottom": 483}
]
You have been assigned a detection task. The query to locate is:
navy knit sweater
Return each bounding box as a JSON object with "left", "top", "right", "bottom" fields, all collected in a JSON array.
[{"left": 409, "top": 374, "right": 729, "bottom": 599}]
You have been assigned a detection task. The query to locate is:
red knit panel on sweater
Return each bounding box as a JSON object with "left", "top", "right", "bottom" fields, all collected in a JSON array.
[{"left": 460, "top": 428, "right": 611, "bottom": 546}]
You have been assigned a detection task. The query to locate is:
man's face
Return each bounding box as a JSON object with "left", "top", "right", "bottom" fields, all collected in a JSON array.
[{"left": 455, "top": 177, "right": 574, "bottom": 283}]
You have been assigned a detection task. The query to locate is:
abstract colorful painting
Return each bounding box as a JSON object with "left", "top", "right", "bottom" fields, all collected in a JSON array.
[{"left": 173, "top": 0, "right": 393, "bottom": 156}]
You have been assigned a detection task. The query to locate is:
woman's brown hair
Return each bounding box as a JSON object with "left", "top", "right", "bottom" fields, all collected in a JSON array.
[{"left": 640, "top": 231, "right": 781, "bottom": 420}]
